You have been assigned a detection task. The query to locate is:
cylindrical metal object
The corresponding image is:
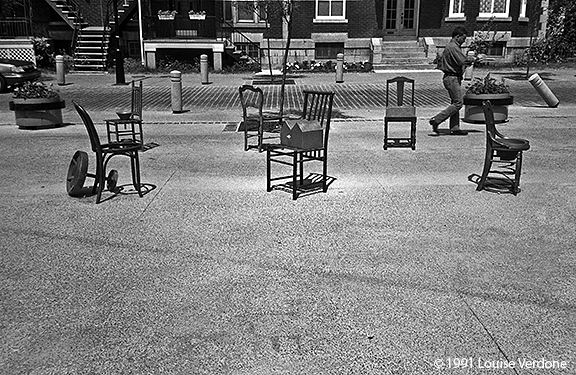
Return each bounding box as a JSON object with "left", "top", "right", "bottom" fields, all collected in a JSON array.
[
  {"left": 336, "top": 53, "right": 344, "bottom": 83},
  {"left": 528, "top": 73, "right": 559, "bottom": 108},
  {"left": 464, "top": 51, "right": 475, "bottom": 80},
  {"left": 171, "top": 70, "right": 183, "bottom": 113},
  {"left": 200, "top": 54, "right": 209, "bottom": 84},
  {"left": 56, "top": 55, "right": 65, "bottom": 86}
]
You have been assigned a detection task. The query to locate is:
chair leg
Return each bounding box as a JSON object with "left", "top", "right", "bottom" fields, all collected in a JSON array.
[
  {"left": 95, "top": 154, "right": 106, "bottom": 204},
  {"left": 292, "top": 152, "right": 298, "bottom": 200},
  {"left": 513, "top": 151, "right": 523, "bottom": 195},
  {"left": 131, "top": 151, "right": 143, "bottom": 197},
  {"left": 266, "top": 148, "right": 272, "bottom": 192},
  {"left": 477, "top": 149, "right": 493, "bottom": 192},
  {"left": 383, "top": 119, "right": 388, "bottom": 150},
  {"left": 411, "top": 120, "right": 416, "bottom": 150},
  {"left": 322, "top": 155, "right": 328, "bottom": 193},
  {"left": 299, "top": 153, "right": 304, "bottom": 186}
]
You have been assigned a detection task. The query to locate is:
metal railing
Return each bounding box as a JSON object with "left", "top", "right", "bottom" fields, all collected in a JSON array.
[{"left": 0, "top": 18, "right": 32, "bottom": 37}]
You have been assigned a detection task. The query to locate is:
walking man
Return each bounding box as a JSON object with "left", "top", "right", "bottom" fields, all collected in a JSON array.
[{"left": 430, "top": 26, "right": 476, "bottom": 136}]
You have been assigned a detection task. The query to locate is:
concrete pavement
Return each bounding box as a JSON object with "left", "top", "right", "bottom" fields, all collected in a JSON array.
[{"left": 0, "top": 67, "right": 575, "bottom": 374}]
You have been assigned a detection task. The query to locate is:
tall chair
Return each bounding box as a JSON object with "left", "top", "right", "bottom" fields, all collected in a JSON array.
[
  {"left": 72, "top": 101, "right": 144, "bottom": 203},
  {"left": 238, "top": 85, "right": 282, "bottom": 152},
  {"left": 384, "top": 76, "right": 416, "bottom": 150},
  {"left": 477, "top": 100, "right": 530, "bottom": 195},
  {"left": 266, "top": 90, "right": 334, "bottom": 200}
]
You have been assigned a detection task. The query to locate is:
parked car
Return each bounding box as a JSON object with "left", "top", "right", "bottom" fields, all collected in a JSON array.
[{"left": 0, "top": 58, "right": 41, "bottom": 93}]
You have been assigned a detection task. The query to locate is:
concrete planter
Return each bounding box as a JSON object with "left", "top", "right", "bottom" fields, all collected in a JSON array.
[
  {"left": 9, "top": 96, "right": 66, "bottom": 130},
  {"left": 463, "top": 93, "right": 513, "bottom": 124}
]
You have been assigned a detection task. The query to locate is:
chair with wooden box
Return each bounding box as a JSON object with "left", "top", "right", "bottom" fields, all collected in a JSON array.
[{"left": 266, "top": 90, "right": 335, "bottom": 200}]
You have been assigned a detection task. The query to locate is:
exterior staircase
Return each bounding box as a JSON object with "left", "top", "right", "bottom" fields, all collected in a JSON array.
[
  {"left": 46, "top": 0, "right": 87, "bottom": 29},
  {"left": 372, "top": 39, "right": 435, "bottom": 71},
  {"left": 72, "top": 27, "right": 110, "bottom": 72}
]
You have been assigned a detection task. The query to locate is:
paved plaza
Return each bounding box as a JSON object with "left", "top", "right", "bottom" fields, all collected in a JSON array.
[{"left": 0, "top": 67, "right": 575, "bottom": 374}]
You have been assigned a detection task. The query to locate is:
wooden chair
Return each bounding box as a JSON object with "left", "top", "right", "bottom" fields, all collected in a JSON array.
[
  {"left": 477, "top": 100, "right": 530, "bottom": 195},
  {"left": 266, "top": 90, "right": 334, "bottom": 200},
  {"left": 238, "top": 85, "right": 282, "bottom": 152},
  {"left": 384, "top": 76, "right": 416, "bottom": 150},
  {"left": 70, "top": 101, "right": 143, "bottom": 203}
]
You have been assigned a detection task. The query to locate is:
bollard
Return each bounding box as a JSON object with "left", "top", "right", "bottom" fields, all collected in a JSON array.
[
  {"left": 171, "top": 70, "right": 183, "bottom": 113},
  {"left": 56, "top": 55, "right": 66, "bottom": 86},
  {"left": 335, "top": 53, "right": 344, "bottom": 83},
  {"left": 528, "top": 73, "right": 559, "bottom": 108},
  {"left": 200, "top": 54, "right": 209, "bottom": 84}
]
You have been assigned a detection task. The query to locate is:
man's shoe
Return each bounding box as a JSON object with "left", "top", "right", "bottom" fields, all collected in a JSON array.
[
  {"left": 450, "top": 129, "right": 468, "bottom": 136},
  {"left": 429, "top": 118, "right": 439, "bottom": 133}
]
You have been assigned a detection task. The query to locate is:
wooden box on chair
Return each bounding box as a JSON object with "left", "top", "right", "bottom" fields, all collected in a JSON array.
[{"left": 280, "top": 119, "right": 323, "bottom": 150}]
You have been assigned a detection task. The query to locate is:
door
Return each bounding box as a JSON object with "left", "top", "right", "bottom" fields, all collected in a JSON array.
[{"left": 384, "top": 0, "right": 418, "bottom": 37}]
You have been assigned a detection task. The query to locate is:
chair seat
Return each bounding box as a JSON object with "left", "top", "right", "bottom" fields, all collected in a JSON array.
[
  {"left": 494, "top": 138, "right": 530, "bottom": 151},
  {"left": 385, "top": 106, "right": 416, "bottom": 119},
  {"left": 103, "top": 141, "right": 142, "bottom": 152}
]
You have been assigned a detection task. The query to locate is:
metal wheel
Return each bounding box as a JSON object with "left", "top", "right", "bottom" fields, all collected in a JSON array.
[
  {"left": 66, "top": 151, "right": 88, "bottom": 197},
  {"left": 107, "top": 169, "right": 118, "bottom": 192}
]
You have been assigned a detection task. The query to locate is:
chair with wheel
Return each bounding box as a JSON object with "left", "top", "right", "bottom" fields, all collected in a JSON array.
[
  {"left": 266, "top": 90, "right": 335, "bottom": 200},
  {"left": 67, "top": 101, "right": 144, "bottom": 203},
  {"left": 383, "top": 76, "right": 417, "bottom": 150},
  {"left": 238, "top": 85, "right": 282, "bottom": 152},
  {"left": 475, "top": 100, "right": 530, "bottom": 195}
]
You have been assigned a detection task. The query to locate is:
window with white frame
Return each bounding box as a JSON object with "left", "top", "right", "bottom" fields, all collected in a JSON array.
[
  {"left": 316, "top": 0, "right": 346, "bottom": 20},
  {"left": 235, "top": 0, "right": 266, "bottom": 23},
  {"left": 519, "top": 0, "right": 527, "bottom": 18},
  {"left": 479, "top": 0, "right": 510, "bottom": 18},
  {"left": 449, "top": 0, "right": 465, "bottom": 18}
]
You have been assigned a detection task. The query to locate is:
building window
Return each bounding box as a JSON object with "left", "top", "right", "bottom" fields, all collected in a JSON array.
[
  {"left": 234, "top": 0, "right": 266, "bottom": 23},
  {"left": 479, "top": 0, "right": 510, "bottom": 18},
  {"left": 316, "top": 0, "right": 346, "bottom": 19},
  {"left": 449, "top": 0, "right": 465, "bottom": 18},
  {"left": 315, "top": 42, "right": 344, "bottom": 60},
  {"left": 519, "top": 0, "right": 527, "bottom": 18},
  {"left": 486, "top": 41, "right": 505, "bottom": 56}
]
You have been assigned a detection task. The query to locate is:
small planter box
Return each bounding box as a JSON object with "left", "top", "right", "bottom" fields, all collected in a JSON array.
[
  {"left": 281, "top": 119, "right": 323, "bottom": 150},
  {"left": 9, "top": 96, "right": 66, "bottom": 129},
  {"left": 188, "top": 14, "right": 206, "bottom": 20},
  {"left": 158, "top": 14, "right": 175, "bottom": 20},
  {"left": 463, "top": 94, "right": 514, "bottom": 124}
]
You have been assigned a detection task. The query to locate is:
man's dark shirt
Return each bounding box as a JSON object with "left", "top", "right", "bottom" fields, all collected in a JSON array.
[{"left": 440, "top": 39, "right": 467, "bottom": 76}]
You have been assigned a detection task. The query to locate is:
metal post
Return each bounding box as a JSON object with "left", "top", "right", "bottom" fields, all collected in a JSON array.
[
  {"left": 200, "top": 54, "right": 209, "bottom": 84},
  {"left": 171, "top": 70, "right": 183, "bottom": 113},
  {"left": 113, "top": 0, "right": 126, "bottom": 85},
  {"left": 528, "top": 73, "right": 560, "bottom": 108},
  {"left": 56, "top": 55, "right": 65, "bottom": 86},
  {"left": 336, "top": 53, "right": 344, "bottom": 83}
]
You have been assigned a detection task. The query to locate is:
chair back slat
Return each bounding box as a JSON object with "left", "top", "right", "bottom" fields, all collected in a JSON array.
[
  {"left": 482, "top": 100, "right": 498, "bottom": 144},
  {"left": 239, "top": 85, "right": 264, "bottom": 116},
  {"left": 131, "top": 80, "right": 143, "bottom": 120},
  {"left": 386, "top": 76, "right": 415, "bottom": 107},
  {"left": 73, "top": 101, "right": 102, "bottom": 153}
]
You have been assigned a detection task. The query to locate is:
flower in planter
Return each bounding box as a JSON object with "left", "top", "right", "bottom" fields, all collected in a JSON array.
[
  {"left": 188, "top": 10, "right": 206, "bottom": 16},
  {"left": 157, "top": 10, "right": 178, "bottom": 16},
  {"left": 466, "top": 73, "right": 510, "bottom": 95},
  {"left": 13, "top": 81, "right": 59, "bottom": 99}
]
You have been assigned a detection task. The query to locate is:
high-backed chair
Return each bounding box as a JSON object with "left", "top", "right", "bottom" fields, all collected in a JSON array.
[
  {"left": 477, "top": 100, "right": 530, "bottom": 195},
  {"left": 384, "top": 76, "right": 416, "bottom": 150},
  {"left": 71, "top": 101, "right": 143, "bottom": 203},
  {"left": 266, "top": 90, "right": 334, "bottom": 200},
  {"left": 238, "top": 85, "right": 282, "bottom": 152}
]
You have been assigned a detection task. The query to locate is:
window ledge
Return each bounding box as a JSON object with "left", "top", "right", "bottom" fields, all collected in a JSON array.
[
  {"left": 518, "top": 16, "right": 529, "bottom": 23},
  {"left": 232, "top": 22, "right": 268, "bottom": 28},
  {"left": 445, "top": 16, "right": 466, "bottom": 22},
  {"left": 476, "top": 16, "right": 512, "bottom": 22},
  {"left": 313, "top": 18, "right": 348, "bottom": 24}
]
